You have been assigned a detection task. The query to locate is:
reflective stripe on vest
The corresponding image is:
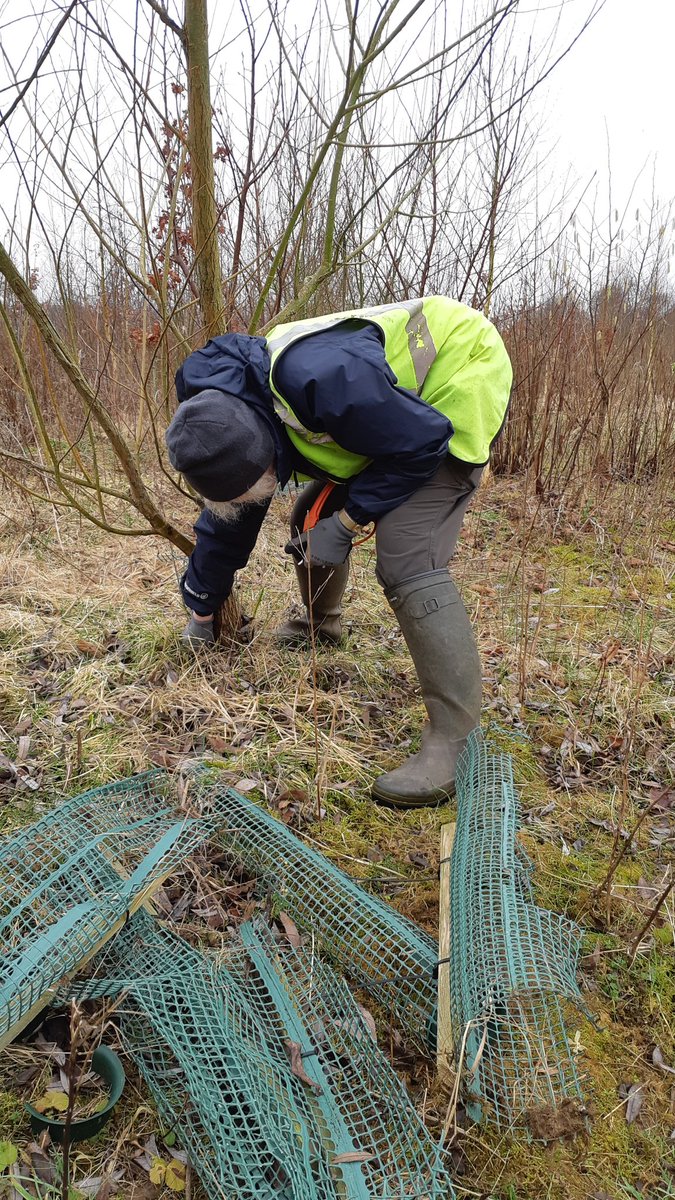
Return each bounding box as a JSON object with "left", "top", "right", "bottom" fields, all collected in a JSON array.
[{"left": 268, "top": 298, "right": 437, "bottom": 393}]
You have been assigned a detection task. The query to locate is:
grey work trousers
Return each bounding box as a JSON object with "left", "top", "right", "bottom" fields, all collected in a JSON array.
[{"left": 294, "top": 456, "right": 483, "bottom": 590}]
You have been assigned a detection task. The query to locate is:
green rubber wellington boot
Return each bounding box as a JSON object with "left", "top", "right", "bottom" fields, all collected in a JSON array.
[
  {"left": 371, "top": 570, "right": 481, "bottom": 808},
  {"left": 276, "top": 560, "right": 349, "bottom": 646}
]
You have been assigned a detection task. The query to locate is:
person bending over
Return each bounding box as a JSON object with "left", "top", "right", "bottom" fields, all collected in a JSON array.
[{"left": 165, "top": 297, "right": 512, "bottom": 809}]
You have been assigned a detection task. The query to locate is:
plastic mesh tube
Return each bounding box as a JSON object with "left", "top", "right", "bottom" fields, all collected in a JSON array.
[
  {"left": 193, "top": 775, "right": 439, "bottom": 1052},
  {"left": 0, "top": 772, "right": 231, "bottom": 1048},
  {"left": 74, "top": 910, "right": 454, "bottom": 1200},
  {"left": 448, "top": 732, "right": 586, "bottom": 1126}
]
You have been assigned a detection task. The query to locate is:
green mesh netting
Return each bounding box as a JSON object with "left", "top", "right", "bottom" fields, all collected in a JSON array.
[
  {"left": 449, "top": 731, "right": 586, "bottom": 1127},
  {"left": 0, "top": 771, "right": 230, "bottom": 1048},
  {"left": 4, "top": 747, "right": 587, "bottom": 1158},
  {"left": 191, "top": 775, "right": 439, "bottom": 1052},
  {"left": 72, "top": 910, "right": 453, "bottom": 1200}
]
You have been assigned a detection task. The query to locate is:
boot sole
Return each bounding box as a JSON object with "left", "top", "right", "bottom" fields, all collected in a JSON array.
[{"left": 371, "top": 782, "right": 456, "bottom": 810}]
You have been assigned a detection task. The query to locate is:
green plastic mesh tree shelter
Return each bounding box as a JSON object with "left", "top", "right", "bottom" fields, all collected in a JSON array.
[
  {"left": 72, "top": 909, "right": 453, "bottom": 1200},
  {"left": 448, "top": 732, "right": 587, "bottom": 1127},
  {"left": 192, "top": 774, "right": 439, "bottom": 1053},
  {"left": 188, "top": 768, "right": 587, "bottom": 1127},
  {"left": 3, "top": 746, "right": 587, "bottom": 1156},
  {"left": 0, "top": 771, "right": 232, "bottom": 1049}
]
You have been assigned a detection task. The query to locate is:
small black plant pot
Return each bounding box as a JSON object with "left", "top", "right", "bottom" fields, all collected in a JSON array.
[{"left": 25, "top": 1045, "right": 125, "bottom": 1144}]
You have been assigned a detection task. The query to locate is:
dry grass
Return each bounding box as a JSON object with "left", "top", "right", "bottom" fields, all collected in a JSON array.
[{"left": 0, "top": 473, "right": 674, "bottom": 1200}]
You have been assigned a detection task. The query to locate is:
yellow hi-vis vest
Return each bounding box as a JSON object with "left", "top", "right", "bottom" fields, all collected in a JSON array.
[{"left": 265, "top": 296, "right": 512, "bottom": 481}]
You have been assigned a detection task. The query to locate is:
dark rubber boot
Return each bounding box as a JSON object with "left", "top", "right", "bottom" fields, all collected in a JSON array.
[
  {"left": 371, "top": 570, "right": 481, "bottom": 809},
  {"left": 276, "top": 484, "right": 349, "bottom": 646},
  {"left": 276, "top": 560, "right": 349, "bottom": 646}
]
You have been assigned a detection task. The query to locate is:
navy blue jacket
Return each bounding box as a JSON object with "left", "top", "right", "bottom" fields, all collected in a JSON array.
[{"left": 177, "top": 324, "right": 452, "bottom": 613}]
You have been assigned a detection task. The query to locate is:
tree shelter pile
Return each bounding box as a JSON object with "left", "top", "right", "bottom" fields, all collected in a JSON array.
[{"left": 0, "top": 734, "right": 588, "bottom": 1196}]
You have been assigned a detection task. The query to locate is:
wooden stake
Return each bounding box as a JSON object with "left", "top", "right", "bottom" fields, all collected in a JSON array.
[{"left": 437, "top": 821, "right": 456, "bottom": 1087}]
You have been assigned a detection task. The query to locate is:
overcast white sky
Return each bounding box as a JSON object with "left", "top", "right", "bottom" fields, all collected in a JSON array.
[
  {"left": 3, "top": 0, "right": 672, "bottom": 209},
  {"left": 542, "top": 0, "right": 675, "bottom": 211},
  {"left": 0, "top": 0, "right": 672, "bottom": 285}
]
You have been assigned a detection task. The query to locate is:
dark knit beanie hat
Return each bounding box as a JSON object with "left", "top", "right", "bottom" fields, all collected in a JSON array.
[{"left": 165, "top": 389, "right": 275, "bottom": 501}]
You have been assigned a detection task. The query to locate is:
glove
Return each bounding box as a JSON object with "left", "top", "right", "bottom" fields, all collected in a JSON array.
[
  {"left": 182, "top": 614, "right": 215, "bottom": 646},
  {"left": 285, "top": 512, "right": 355, "bottom": 567}
]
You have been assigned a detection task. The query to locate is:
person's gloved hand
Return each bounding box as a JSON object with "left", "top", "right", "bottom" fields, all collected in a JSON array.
[
  {"left": 182, "top": 613, "right": 215, "bottom": 646},
  {"left": 285, "top": 512, "right": 355, "bottom": 567}
]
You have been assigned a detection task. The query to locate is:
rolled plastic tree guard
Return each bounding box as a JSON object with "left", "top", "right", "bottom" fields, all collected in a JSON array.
[
  {"left": 190, "top": 748, "right": 586, "bottom": 1130},
  {"left": 448, "top": 732, "right": 586, "bottom": 1127},
  {"left": 192, "top": 774, "right": 439, "bottom": 1052},
  {"left": 3, "top": 746, "right": 587, "bottom": 1163},
  {"left": 73, "top": 910, "right": 453, "bottom": 1200},
  {"left": 0, "top": 771, "right": 231, "bottom": 1048}
]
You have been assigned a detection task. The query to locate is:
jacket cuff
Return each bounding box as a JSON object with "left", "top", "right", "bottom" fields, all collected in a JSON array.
[
  {"left": 179, "top": 571, "right": 225, "bottom": 615},
  {"left": 343, "top": 501, "right": 373, "bottom": 526}
]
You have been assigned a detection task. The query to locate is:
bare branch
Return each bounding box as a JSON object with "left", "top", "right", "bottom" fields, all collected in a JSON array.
[
  {"left": 144, "top": 0, "right": 186, "bottom": 45},
  {"left": 0, "top": 0, "right": 79, "bottom": 132}
]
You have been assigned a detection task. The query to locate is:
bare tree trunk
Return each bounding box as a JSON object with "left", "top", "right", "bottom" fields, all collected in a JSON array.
[
  {"left": 185, "top": 0, "right": 224, "bottom": 340},
  {"left": 183, "top": 0, "right": 241, "bottom": 640}
]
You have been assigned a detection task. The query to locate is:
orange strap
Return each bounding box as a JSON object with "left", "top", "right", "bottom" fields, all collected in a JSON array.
[
  {"left": 302, "top": 483, "right": 337, "bottom": 532},
  {"left": 302, "top": 481, "right": 376, "bottom": 545}
]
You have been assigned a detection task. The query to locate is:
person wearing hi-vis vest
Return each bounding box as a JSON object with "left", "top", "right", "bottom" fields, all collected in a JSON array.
[{"left": 165, "top": 296, "right": 512, "bottom": 809}]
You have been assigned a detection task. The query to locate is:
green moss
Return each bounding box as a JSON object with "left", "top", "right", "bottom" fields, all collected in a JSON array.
[
  {"left": 470, "top": 1012, "right": 673, "bottom": 1200},
  {"left": 0, "top": 1089, "right": 30, "bottom": 1139},
  {"left": 548, "top": 543, "right": 601, "bottom": 570}
]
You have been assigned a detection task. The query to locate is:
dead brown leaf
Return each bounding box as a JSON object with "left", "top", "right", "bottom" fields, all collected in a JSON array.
[
  {"left": 275, "top": 787, "right": 316, "bottom": 827},
  {"left": 358, "top": 702, "right": 382, "bottom": 729},
  {"left": 276, "top": 787, "right": 309, "bottom": 808},
  {"left": 636, "top": 877, "right": 659, "bottom": 904},
  {"left": 205, "top": 908, "right": 229, "bottom": 930},
  {"left": 77, "top": 1171, "right": 124, "bottom": 1198},
  {"left": 147, "top": 746, "right": 180, "bottom": 768},
  {"left": 134, "top": 1135, "right": 160, "bottom": 1174},
  {"left": 587, "top": 817, "right": 630, "bottom": 839},
  {"left": 645, "top": 785, "right": 675, "bottom": 812},
  {"left": 585, "top": 942, "right": 602, "bottom": 972},
  {"left": 0, "top": 755, "right": 17, "bottom": 783},
  {"left": 27, "top": 1140, "right": 56, "bottom": 1185},
  {"left": 620, "top": 1082, "right": 644, "bottom": 1124},
  {"left": 76, "top": 638, "right": 105, "bottom": 657},
  {"left": 356, "top": 1004, "right": 377, "bottom": 1043},
  {"left": 16, "top": 735, "right": 31, "bottom": 761},
  {"left": 284, "top": 1040, "right": 322, "bottom": 1093},
  {"left": 277, "top": 911, "right": 302, "bottom": 949},
  {"left": 152, "top": 887, "right": 173, "bottom": 916},
  {"left": 14, "top": 1064, "right": 41, "bottom": 1085},
  {"left": 406, "top": 851, "right": 431, "bottom": 870},
  {"left": 206, "top": 734, "right": 231, "bottom": 754},
  {"left": 652, "top": 1046, "right": 675, "bottom": 1075}
]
